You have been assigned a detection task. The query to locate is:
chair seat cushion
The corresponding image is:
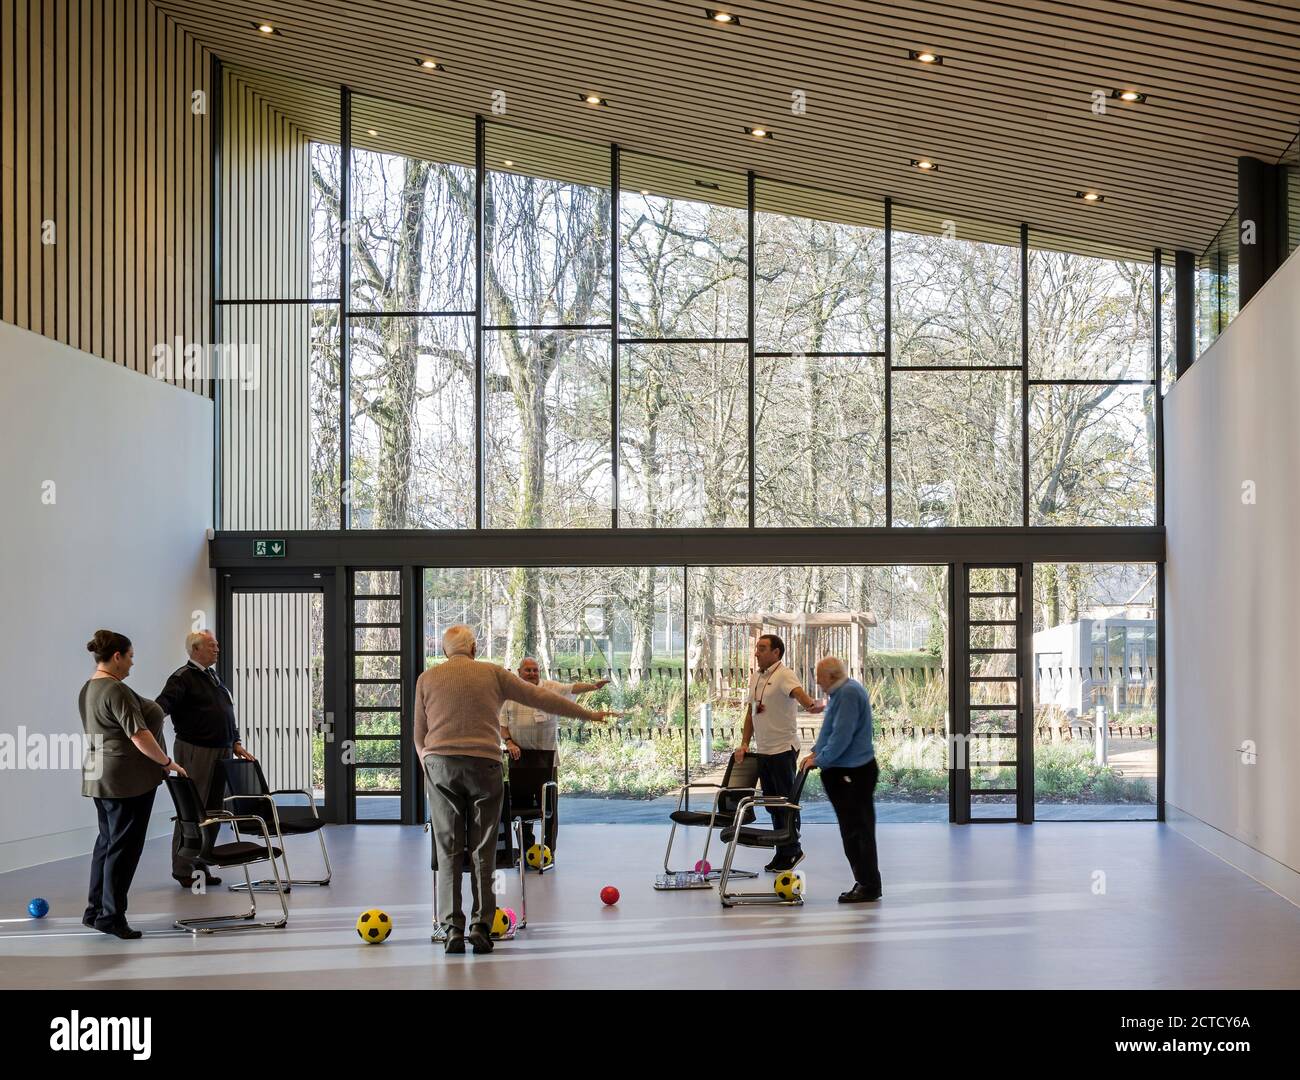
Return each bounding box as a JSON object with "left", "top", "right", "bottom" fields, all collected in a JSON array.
[
  {"left": 275, "top": 817, "right": 325, "bottom": 835},
  {"left": 719, "top": 825, "right": 779, "bottom": 846},
  {"left": 670, "top": 810, "right": 736, "bottom": 827},
  {"left": 211, "top": 841, "right": 283, "bottom": 864}
]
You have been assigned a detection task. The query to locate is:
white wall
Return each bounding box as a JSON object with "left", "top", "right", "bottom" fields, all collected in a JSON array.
[
  {"left": 0, "top": 323, "right": 214, "bottom": 872},
  {"left": 1165, "top": 250, "right": 1300, "bottom": 880}
]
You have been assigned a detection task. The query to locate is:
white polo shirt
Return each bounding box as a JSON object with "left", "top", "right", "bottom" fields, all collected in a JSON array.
[
  {"left": 748, "top": 661, "right": 802, "bottom": 755},
  {"left": 499, "top": 679, "right": 575, "bottom": 752}
]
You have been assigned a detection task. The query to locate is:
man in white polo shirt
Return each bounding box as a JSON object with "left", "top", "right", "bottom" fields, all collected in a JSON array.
[
  {"left": 500, "top": 657, "right": 610, "bottom": 854},
  {"left": 735, "top": 633, "right": 824, "bottom": 872}
]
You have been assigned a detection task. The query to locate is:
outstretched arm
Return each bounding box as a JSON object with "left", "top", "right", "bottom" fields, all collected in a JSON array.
[
  {"left": 501, "top": 671, "right": 616, "bottom": 723},
  {"left": 791, "top": 685, "right": 825, "bottom": 713}
]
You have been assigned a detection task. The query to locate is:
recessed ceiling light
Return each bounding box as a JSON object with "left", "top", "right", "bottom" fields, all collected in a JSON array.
[
  {"left": 745, "top": 126, "right": 773, "bottom": 140},
  {"left": 1076, "top": 190, "right": 1104, "bottom": 202},
  {"left": 415, "top": 58, "right": 444, "bottom": 71},
  {"left": 910, "top": 158, "right": 939, "bottom": 171},
  {"left": 706, "top": 9, "right": 739, "bottom": 24},
  {"left": 580, "top": 94, "right": 608, "bottom": 107},
  {"left": 1110, "top": 89, "right": 1148, "bottom": 104},
  {"left": 908, "top": 49, "right": 942, "bottom": 64},
  {"left": 251, "top": 22, "right": 281, "bottom": 35},
  {"left": 503, "top": 159, "right": 514, "bottom": 167},
  {"left": 639, "top": 189, "right": 650, "bottom": 196},
  {"left": 695, "top": 179, "right": 721, "bottom": 191},
  {"left": 366, "top": 128, "right": 378, "bottom": 136}
]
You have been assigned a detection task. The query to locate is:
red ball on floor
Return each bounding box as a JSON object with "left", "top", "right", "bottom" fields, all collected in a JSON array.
[{"left": 600, "top": 886, "right": 620, "bottom": 906}]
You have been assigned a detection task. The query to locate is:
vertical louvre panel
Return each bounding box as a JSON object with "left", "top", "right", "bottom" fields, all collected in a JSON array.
[
  {"left": 231, "top": 591, "right": 314, "bottom": 794},
  {"left": 0, "top": 0, "right": 210, "bottom": 391},
  {"left": 218, "top": 69, "right": 313, "bottom": 530}
]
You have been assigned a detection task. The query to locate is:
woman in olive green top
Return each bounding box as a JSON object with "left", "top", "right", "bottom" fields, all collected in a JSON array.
[{"left": 80, "top": 630, "right": 186, "bottom": 939}]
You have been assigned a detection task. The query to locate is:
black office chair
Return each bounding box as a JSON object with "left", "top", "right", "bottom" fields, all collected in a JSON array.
[
  {"left": 165, "top": 775, "right": 288, "bottom": 933},
  {"left": 658, "top": 751, "right": 760, "bottom": 887},
  {"left": 218, "top": 758, "right": 331, "bottom": 892},
  {"left": 507, "top": 750, "right": 558, "bottom": 874},
  {"left": 716, "top": 765, "right": 810, "bottom": 907},
  {"left": 425, "top": 772, "right": 528, "bottom": 940}
]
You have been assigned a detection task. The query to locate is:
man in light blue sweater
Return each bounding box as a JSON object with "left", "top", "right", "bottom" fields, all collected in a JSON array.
[{"left": 799, "top": 656, "right": 882, "bottom": 903}]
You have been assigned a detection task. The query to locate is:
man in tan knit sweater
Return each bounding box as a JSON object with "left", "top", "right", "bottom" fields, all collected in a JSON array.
[{"left": 417, "top": 624, "right": 615, "bottom": 954}]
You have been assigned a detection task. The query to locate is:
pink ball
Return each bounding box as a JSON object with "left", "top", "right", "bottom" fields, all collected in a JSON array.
[
  {"left": 695, "top": 859, "right": 711, "bottom": 875},
  {"left": 600, "top": 886, "right": 620, "bottom": 906},
  {"left": 503, "top": 907, "right": 517, "bottom": 929}
]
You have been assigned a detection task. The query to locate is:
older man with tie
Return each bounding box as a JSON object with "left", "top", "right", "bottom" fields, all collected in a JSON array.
[{"left": 155, "top": 630, "right": 255, "bottom": 888}]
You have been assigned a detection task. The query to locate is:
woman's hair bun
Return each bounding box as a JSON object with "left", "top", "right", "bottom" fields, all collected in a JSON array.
[{"left": 87, "top": 630, "right": 131, "bottom": 663}]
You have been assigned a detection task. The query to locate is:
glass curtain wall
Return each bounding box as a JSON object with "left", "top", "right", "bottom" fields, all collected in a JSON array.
[
  {"left": 1032, "top": 563, "right": 1158, "bottom": 820},
  {"left": 891, "top": 207, "right": 1023, "bottom": 527},
  {"left": 347, "top": 97, "right": 476, "bottom": 530},
  {"left": 1027, "top": 235, "right": 1157, "bottom": 527},
  {"left": 425, "top": 565, "right": 946, "bottom": 823},
  {"left": 220, "top": 74, "right": 1164, "bottom": 534},
  {"left": 618, "top": 154, "right": 749, "bottom": 527},
  {"left": 1196, "top": 212, "right": 1239, "bottom": 356}
]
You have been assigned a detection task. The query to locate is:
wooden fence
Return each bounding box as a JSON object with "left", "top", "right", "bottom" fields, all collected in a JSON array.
[{"left": 557, "top": 722, "right": 1155, "bottom": 742}]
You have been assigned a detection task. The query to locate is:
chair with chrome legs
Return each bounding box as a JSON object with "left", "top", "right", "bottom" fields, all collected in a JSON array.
[
  {"left": 716, "top": 765, "right": 810, "bottom": 907},
  {"left": 655, "top": 750, "right": 760, "bottom": 890},
  {"left": 507, "top": 750, "right": 558, "bottom": 875},
  {"left": 165, "top": 775, "right": 288, "bottom": 934},
  {"left": 218, "top": 758, "right": 331, "bottom": 893}
]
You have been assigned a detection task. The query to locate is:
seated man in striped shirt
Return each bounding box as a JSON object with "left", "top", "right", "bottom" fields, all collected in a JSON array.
[{"left": 500, "top": 657, "right": 610, "bottom": 856}]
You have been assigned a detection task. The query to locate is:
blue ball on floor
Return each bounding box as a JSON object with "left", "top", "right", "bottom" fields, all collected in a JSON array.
[{"left": 28, "top": 898, "right": 49, "bottom": 918}]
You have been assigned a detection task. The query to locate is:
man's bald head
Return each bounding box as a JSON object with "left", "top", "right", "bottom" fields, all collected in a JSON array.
[
  {"left": 815, "top": 656, "right": 847, "bottom": 692},
  {"left": 518, "top": 657, "right": 540, "bottom": 684},
  {"left": 442, "top": 624, "right": 477, "bottom": 658}
]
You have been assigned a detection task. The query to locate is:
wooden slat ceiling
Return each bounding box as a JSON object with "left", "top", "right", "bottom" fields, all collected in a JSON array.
[{"left": 156, "top": 0, "right": 1300, "bottom": 262}]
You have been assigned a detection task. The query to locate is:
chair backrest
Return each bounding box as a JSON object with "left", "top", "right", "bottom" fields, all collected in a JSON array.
[
  {"left": 166, "top": 775, "right": 216, "bottom": 862},
  {"left": 507, "top": 751, "right": 556, "bottom": 812},
  {"left": 765, "top": 766, "right": 811, "bottom": 846},
  {"left": 219, "top": 758, "right": 270, "bottom": 819},
  {"left": 718, "top": 752, "right": 760, "bottom": 818}
]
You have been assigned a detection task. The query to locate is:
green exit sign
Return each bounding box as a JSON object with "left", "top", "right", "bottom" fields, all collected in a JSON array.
[{"left": 253, "top": 538, "right": 286, "bottom": 558}]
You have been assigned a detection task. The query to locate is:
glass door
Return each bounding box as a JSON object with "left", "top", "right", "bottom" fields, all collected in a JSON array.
[{"left": 220, "top": 573, "right": 336, "bottom": 823}]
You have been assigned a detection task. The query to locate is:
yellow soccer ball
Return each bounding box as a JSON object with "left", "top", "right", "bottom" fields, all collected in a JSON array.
[
  {"left": 525, "top": 844, "right": 553, "bottom": 870},
  {"left": 774, "top": 870, "right": 805, "bottom": 901},
  {"left": 356, "top": 908, "right": 392, "bottom": 943},
  {"left": 490, "top": 908, "right": 511, "bottom": 939}
]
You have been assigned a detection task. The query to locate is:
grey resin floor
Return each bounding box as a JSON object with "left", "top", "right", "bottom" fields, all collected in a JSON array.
[{"left": 1, "top": 822, "right": 1296, "bottom": 989}]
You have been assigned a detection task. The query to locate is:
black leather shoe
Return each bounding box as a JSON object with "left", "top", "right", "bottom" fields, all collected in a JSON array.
[
  {"left": 768, "top": 852, "right": 805, "bottom": 874},
  {"left": 82, "top": 909, "right": 100, "bottom": 928},
  {"left": 838, "top": 883, "right": 881, "bottom": 904},
  {"left": 95, "top": 921, "right": 143, "bottom": 939},
  {"left": 444, "top": 928, "right": 465, "bottom": 954},
  {"left": 466, "top": 924, "right": 495, "bottom": 954}
]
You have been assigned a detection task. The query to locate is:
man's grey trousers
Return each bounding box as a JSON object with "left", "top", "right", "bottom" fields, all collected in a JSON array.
[{"left": 423, "top": 753, "right": 504, "bottom": 932}]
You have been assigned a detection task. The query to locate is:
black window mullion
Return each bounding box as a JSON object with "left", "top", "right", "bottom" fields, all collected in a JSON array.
[
  {"left": 746, "top": 170, "right": 756, "bottom": 529},
  {"left": 611, "top": 142, "right": 621, "bottom": 529},
  {"left": 474, "top": 114, "right": 485, "bottom": 530},
  {"left": 1153, "top": 248, "right": 1164, "bottom": 529},
  {"left": 1020, "top": 223, "right": 1030, "bottom": 528},
  {"left": 884, "top": 196, "right": 893, "bottom": 527},
  {"left": 339, "top": 86, "right": 352, "bottom": 530}
]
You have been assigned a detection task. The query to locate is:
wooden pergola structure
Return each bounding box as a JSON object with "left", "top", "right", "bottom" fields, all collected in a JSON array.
[{"left": 704, "top": 611, "right": 878, "bottom": 698}]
